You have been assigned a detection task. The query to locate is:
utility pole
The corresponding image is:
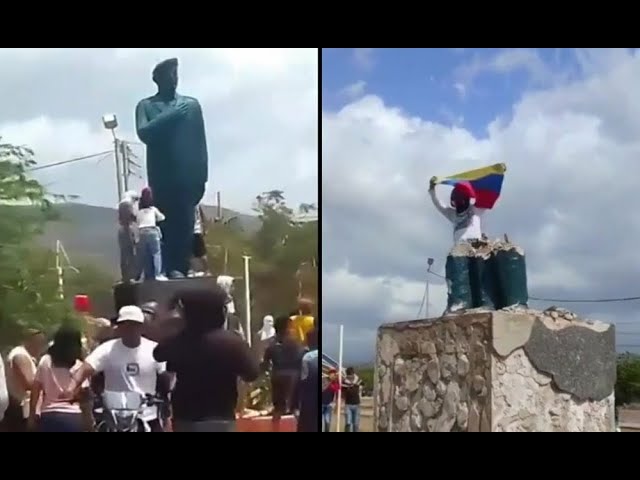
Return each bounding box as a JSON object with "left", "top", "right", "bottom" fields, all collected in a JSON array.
[
  {"left": 102, "top": 114, "right": 122, "bottom": 201},
  {"left": 120, "top": 140, "right": 129, "bottom": 192},
  {"left": 216, "top": 191, "right": 222, "bottom": 222},
  {"left": 113, "top": 135, "right": 123, "bottom": 200},
  {"left": 427, "top": 258, "right": 435, "bottom": 319},
  {"left": 243, "top": 255, "right": 252, "bottom": 347}
]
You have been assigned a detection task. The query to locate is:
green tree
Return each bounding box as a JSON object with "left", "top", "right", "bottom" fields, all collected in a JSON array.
[
  {"left": 616, "top": 353, "right": 640, "bottom": 407},
  {"left": 357, "top": 366, "right": 374, "bottom": 396},
  {"left": 0, "top": 139, "right": 76, "bottom": 347},
  {"left": 205, "top": 190, "right": 318, "bottom": 337}
]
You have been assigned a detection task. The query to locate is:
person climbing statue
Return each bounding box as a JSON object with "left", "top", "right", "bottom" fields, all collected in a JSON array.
[
  {"left": 118, "top": 190, "right": 141, "bottom": 282},
  {"left": 429, "top": 177, "right": 487, "bottom": 245}
]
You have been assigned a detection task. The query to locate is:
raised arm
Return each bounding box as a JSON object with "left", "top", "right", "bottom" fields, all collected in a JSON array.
[
  {"left": 135, "top": 100, "right": 187, "bottom": 145},
  {"left": 429, "top": 179, "right": 453, "bottom": 220}
]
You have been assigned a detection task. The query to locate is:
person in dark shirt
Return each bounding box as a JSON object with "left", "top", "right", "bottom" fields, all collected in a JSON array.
[
  {"left": 262, "top": 315, "right": 305, "bottom": 429},
  {"left": 297, "top": 327, "right": 318, "bottom": 432},
  {"left": 342, "top": 366, "right": 363, "bottom": 432},
  {"left": 153, "top": 286, "right": 260, "bottom": 432}
]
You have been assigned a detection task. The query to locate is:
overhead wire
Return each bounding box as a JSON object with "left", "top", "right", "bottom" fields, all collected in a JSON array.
[
  {"left": 28, "top": 151, "right": 113, "bottom": 172},
  {"left": 425, "top": 270, "right": 640, "bottom": 304}
]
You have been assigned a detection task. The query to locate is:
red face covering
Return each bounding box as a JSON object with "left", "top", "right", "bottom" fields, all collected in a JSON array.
[{"left": 450, "top": 183, "right": 475, "bottom": 213}]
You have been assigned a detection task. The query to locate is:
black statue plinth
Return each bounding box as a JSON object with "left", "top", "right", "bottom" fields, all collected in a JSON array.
[{"left": 113, "top": 277, "right": 218, "bottom": 314}]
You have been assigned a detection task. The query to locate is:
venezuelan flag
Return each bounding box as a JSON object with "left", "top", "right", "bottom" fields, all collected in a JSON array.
[{"left": 435, "top": 163, "right": 506, "bottom": 209}]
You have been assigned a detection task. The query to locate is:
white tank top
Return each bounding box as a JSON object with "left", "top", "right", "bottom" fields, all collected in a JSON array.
[{"left": 6, "top": 346, "right": 37, "bottom": 418}]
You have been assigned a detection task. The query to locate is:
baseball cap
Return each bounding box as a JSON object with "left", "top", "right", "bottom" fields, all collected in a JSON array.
[{"left": 116, "top": 305, "right": 145, "bottom": 324}]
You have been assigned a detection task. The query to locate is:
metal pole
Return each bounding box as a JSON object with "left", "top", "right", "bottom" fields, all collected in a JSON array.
[
  {"left": 120, "top": 140, "right": 129, "bottom": 192},
  {"left": 425, "top": 278, "right": 430, "bottom": 319},
  {"left": 112, "top": 132, "right": 123, "bottom": 200},
  {"left": 217, "top": 191, "right": 222, "bottom": 221},
  {"left": 56, "top": 240, "right": 64, "bottom": 300},
  {"left": 335, "top": 324, "right": 344, "bottom": 432},
  {"left": 242, "top": 255, "right": 252, "bottom": 347}
]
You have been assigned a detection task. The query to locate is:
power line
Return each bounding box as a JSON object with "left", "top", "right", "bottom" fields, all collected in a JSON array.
[
  {"left": 426, "top": 270, "right": 640, "bottom": 304},
  {"left": 530, "top": 295, "right": 640, "bottom": 303},
  {"left": 28, "top": 151, "right": 112, "bottom": 172}
]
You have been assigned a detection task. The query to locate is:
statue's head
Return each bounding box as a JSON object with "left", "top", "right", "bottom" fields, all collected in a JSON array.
[{"left": 152, "top": 58, "right": 178, "bottom": 93}]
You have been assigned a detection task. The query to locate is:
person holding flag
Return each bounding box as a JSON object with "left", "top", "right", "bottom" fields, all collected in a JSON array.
[{"left": 429, "top": 163, "right": 506, "bottom": 244}]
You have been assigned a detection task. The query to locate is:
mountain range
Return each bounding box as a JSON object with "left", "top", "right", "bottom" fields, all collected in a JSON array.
[{"left": 38, "top": 203, "right": 262, "bottom": 278}]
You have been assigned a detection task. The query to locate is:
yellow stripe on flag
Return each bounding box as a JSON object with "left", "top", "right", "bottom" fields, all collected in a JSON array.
[{"left": 435, "top": 163, "right": 506, "bottom": 184}]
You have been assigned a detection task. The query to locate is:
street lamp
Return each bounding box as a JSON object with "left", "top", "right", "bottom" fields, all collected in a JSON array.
[
  {"left": 102, "top": 114, "right": 123, "bottom": 200},
  {"left": 102, "top": 113, "right": 118, "bottom": 132}
]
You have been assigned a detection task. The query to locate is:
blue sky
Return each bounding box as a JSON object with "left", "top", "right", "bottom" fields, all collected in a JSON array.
[
  {"left": 322, "top": 48, "right": 640, "bottom": 364},
  {"left": 323, "top": 48, "right": 586, "bottom": 138}
]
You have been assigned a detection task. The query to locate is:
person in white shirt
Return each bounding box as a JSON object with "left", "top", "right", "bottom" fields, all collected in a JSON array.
[
  {"left": 216, "top": 275, "right": 245, "bottom": 339},
  {"left": 429, "top": 177, "right": 487, "bottom": 244},
  {"left": 0, "top": 355, "right": 9, "bottom": 425},
  {"left": 137, "top": 187, "right": 168, "bottom": 281},
  {"left": 118, "top": 190, "right": 141, "bottom": 282},
  {"left": 64, "top": 305, "right": 171, "bottom": 432},
  {"left": 190, "top": 204, "right": 210, "bottom": 277},
  {"left": 4, "top": 329, "right": 46, "bottom": 431}
]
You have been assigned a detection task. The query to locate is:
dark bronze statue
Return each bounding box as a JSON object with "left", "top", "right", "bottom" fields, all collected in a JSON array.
[{"left": 135, "top": 58, "right": 208, "bottom": 278}]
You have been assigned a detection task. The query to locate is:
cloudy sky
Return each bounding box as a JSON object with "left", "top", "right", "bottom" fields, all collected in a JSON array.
[
  {"left": 0, "top": 48, "right": 318, "bottom": 213},
  {"left": 322, "top": 48, "right": 640, "bottom": 364}
]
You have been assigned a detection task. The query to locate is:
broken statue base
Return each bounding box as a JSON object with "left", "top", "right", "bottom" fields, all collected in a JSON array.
[{"left": 374, "top": 309, "right": 616, "bottom": 432}]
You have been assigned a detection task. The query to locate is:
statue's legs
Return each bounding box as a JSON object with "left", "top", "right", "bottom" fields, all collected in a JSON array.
[{"left": 155, "top": 183, "right": 205, "bottom": 276}]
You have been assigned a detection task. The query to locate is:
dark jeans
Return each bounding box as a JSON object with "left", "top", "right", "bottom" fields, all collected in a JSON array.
[
  {"left": 139, "top": 227, "right": 163, "bottom": 279},
  {"left": 38, "top": 412, "right": 83, "bottom": 432},
  {"left": 2, "top": 402, "right": 26, "bottom": 432},
  {"left": 118, "top": 224, "right": 139, "bottom": 282}
]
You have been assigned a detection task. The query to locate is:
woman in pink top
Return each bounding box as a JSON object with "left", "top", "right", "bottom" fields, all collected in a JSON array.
[{"left": 28, "top": 327, "right": 87, "bottom": 432}]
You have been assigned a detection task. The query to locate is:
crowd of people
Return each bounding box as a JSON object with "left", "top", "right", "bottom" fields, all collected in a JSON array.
[
  {"left": 118, "top": 187, "right": 210, "bottom": 282},
  {"left": 0, "top": 294, "right": 319, "bottom": 432},
  {"left": 321, "top": 366, "right": 363, "bottom": 432}
]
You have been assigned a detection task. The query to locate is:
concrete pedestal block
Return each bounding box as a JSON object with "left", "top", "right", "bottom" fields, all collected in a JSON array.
[{"left": 374, "top": 309, "right": 616, "bottom": 432}]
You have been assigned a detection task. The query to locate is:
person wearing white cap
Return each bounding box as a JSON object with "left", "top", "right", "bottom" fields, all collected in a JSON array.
[{"left": 63, "top": 306, "right": 170, "bottom": 432}]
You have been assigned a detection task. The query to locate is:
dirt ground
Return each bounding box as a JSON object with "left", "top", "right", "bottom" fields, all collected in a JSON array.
[{"left": 328, "top": 397, "right": 374, "bottom": 432}]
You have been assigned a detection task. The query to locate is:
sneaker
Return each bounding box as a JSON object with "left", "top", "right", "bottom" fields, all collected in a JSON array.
[{"left": 155, "top": 275, "right": 168, "bottom": 281}]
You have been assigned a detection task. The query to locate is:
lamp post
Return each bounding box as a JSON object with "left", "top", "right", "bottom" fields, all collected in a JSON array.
[{"left": 102, "top": 114, "right": 122, "bottom": 200}]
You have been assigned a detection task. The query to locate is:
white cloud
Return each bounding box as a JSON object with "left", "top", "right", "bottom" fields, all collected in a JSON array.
[
  {"left": 323, "top": 49, "right": 640, "bottom": 362},
  {"left": 340, "top": 81, "right": 367, "bottom": 99},
  {"left": 454, "top": 49, "right": 560, "bottom": 98},
  {"left": 0, "top": 48, "right": 318, "bottom": 212}
]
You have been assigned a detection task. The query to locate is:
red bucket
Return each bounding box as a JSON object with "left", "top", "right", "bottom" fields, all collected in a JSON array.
[{"left": 74, "top": 295, "right": 91, "bottom": 313}]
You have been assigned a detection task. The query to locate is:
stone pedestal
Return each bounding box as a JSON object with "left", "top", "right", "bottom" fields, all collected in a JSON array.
[{"left": 374, "top": 310, "right": 616, "bottom": 432}]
